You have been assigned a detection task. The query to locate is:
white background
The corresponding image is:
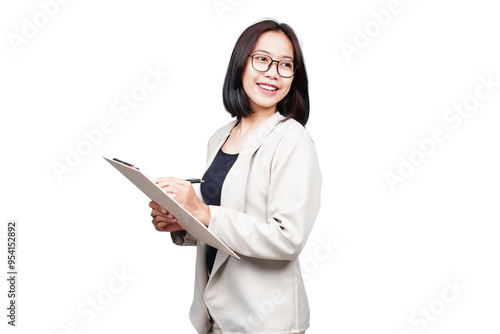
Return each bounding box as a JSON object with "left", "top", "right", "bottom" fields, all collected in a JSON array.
[{"left": 1, "top": 0, "right": 499, "bottom": 333}]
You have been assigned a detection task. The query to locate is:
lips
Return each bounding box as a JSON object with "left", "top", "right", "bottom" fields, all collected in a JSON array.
[{"left": 257, "top": 83, "right": 279, "bottom": 93}]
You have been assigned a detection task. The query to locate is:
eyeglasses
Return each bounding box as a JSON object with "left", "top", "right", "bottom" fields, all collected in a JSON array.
[{"left": 248, "top": 54, "right": 298, "bottom": 78}]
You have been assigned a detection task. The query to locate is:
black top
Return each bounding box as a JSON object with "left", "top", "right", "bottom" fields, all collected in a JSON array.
[{"left": 200, "top": 148, "right": 239, "bottom": 274}]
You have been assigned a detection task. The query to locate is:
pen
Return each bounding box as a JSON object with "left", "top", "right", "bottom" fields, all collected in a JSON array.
[{"left": 185, "top": 178, "right": 205, "bottom": 183}]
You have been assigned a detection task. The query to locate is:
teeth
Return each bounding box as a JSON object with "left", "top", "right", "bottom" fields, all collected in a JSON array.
[{"left": 258, "top": 84, "right": 277, "bottom": 91}]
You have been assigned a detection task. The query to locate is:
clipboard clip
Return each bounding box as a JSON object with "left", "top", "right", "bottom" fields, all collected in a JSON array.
[{"left": 113, "top": 158, "right": 139, "bottom": 170}]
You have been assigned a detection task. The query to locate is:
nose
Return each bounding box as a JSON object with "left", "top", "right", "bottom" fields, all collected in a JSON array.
[{"left": 264, "top": 60, "right": 280, "bottom": 79}]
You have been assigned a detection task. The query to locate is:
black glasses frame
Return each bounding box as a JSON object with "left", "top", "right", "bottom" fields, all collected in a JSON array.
[{"left": 248, "top": 54, "right": 298, "bottom": 78}]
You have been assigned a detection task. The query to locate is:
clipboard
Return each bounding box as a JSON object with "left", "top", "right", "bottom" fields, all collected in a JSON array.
[{"left": 103, "top": 156, "right": 240, "bottom": 259}]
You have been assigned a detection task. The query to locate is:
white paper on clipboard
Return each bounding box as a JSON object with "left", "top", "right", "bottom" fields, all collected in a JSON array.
[{"left": 103, "top": 156, "right": 240, "bottom": 260}]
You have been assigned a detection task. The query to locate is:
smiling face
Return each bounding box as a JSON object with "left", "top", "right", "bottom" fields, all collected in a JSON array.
[{"left": 241, "top": 31, "right": 295, "bottom": 115}]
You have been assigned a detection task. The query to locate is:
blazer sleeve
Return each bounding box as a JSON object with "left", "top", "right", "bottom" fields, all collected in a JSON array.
[
  {"left": 170, "top": 230, "right": 197, "bottom": 246},
  {"left": 207, "top": 126, "right": 322, "bottom": 260}
]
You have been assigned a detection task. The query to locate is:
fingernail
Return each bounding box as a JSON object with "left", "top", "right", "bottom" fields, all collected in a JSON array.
[{"left": 161, "top": 209, "right": 167, "bottom": 214}]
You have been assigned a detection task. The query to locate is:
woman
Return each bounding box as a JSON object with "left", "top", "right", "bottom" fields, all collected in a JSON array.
[{"left": 149, "top": 19, "right": 322, "bottom": 334}]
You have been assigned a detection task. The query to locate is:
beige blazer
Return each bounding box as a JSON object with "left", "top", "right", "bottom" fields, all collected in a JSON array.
[{"left": 171, "top": 112, "right": 322, "bottom": 334}]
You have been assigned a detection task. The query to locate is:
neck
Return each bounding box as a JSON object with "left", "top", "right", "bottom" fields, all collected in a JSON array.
[{"left": 238, "top": 108, "right": 276, "bottom": 133}]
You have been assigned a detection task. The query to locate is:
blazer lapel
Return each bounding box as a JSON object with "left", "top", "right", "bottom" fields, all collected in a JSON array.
[
  {"left": 208, "top": 112, "right": 285, "bottom": 278},
  {"left": 203, "top": 119, "right": 238, "bottom": 173},
  {"left": 221, "top": 112, "right": 284, "bottom": 212}
]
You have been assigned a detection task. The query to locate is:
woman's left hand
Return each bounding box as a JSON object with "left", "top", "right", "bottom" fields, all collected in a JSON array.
[{"left": 155, "top": 177, "right": 211, "bottom": 226}]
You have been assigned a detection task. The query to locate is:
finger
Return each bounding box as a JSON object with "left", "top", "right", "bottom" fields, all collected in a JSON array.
[
  {"left": 156, "top": 177, "right": 189, "bottom": 189},
  {"left": 155, "top": 221, "right": 182, "bottom": 232},
  {"left": 152, "top": 215, "right": 177, "bottom": 225},
  {"left": 151, "top": 208, "right": 173, "bottom": 218},
  {"left": 157, "top": 222, "right": 183, "bottom": 232},
  {"left": 149, "top": 201, "right": 168, "bottom": 214},
  {"left": 168, "top": 177, "right": 190, "bottom": 186},
  {"left": 155, "top": 222, "right": 168, "bottom": 231},
  {"left": 155, "top": 177, "right": 175, "bottom": 187},
  {"left": 154, "top": 177, "right": 171, "bottom": 183},
  {"left": 162, "top": 184, "right": 183, "bottom": 196},
  {"left": 168, "top": 192, "right": 181, "bottom": 204},
  {"left": 149, "top": 201, "right": 160, "bottom": 210},
  {"left": 158, "top": 186, "right": 185, "bottom": 206},
  {"left": 156, "top": 180, "right": 182, "bottom": 193},
  {"left": 152, "top": 215, "right": 175, "bottom": 224}
]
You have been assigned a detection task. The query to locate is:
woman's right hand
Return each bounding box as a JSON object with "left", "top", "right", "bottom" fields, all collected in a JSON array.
[{"left": 149, "top": 201, "right": 184, "bottom": 232}]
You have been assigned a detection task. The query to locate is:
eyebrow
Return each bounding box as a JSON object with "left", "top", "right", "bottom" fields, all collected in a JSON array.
[{"left": 253, "top": 49, "right": 294, "bottom": 60}]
